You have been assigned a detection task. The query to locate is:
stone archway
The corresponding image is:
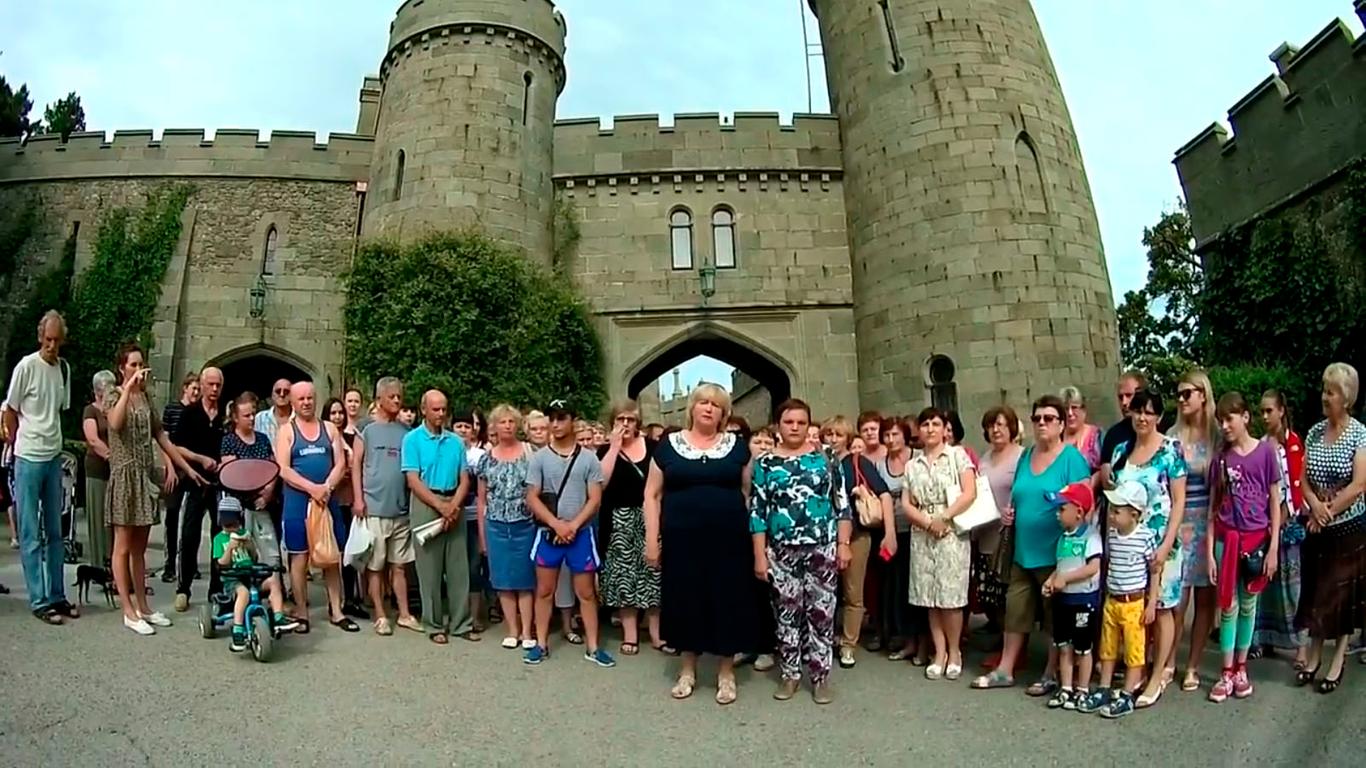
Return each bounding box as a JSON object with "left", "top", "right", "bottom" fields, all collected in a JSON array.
[
  {"left": 625, "top": 326, "right": 793, "bottom": 425},
  {"left": 207, "top": 343, "right": 315, "bottom": 407}
]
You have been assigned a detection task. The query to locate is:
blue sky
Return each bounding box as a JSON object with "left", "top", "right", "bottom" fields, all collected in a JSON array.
[{"left": 4, "top": 1, "right": 1361, "bottom": 394}]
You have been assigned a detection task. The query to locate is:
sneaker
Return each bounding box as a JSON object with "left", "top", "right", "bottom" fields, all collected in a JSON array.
[
  {"left": 753, "top": 653, "right": 776, "bottom": 672},
  {"left": 584, "top": 648, "right": 617, "bottom": 668},
  {"left": 1100, "top": 691, "right": 1135, "bottom": 719},
  {"left": 523, "top": 645, "right": 548, "bottom": 665},
  {"left": 1065, "top": 689, "right": 1085, "bottom": 711},
  {"left": 123, "top": 615, "right": 155, "bottom": 636},
  {"left": 229, "top": 629, "right": 247, "bottom": 653},
  {"left": 1076, "top": 688, "right": 1111, "bottom": 715},
  {"left": 1209, "top": 669, "right": 1235, "bottom": 703},
  {"left": 173, "top": 594, "right": 189, "bottom": 613},
  {"left": 1047, "top": 688, "right": 1074, "bottom": 709},
  {"left": 839, "top": 647, "right": 856, "bottom": 668},
  {"left": 1232, "top": 667, "right": 1253, "bottom": 698},
  {"left": 159, "top": 568, "right": 176, "bottom": 584},
  {"left": 141, "top": 612, "right": 172, "bottom": 628},
  {"left": 274, "top": 613, "right": 300, "bottom": 632}
]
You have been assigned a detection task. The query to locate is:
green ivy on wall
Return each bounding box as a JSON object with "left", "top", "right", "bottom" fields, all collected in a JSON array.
[
  {"left": 66, "top": 183, "right": 192, "bottom": 415},
  {"left": 551, "top": 193, "right": 581, "bottom": 277},
  {"left": 0, "top": 195, "right": 40, "bottom": 287},
  {"left": 5, "top": 226, "right": 76, "bottom": 383},
  {"left": 345, "top": 231, "right": 606, "bottom": 418}
]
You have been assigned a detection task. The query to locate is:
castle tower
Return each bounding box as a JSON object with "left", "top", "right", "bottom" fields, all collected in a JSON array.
[
  {"left": 810, "top": 1, "right": 1118, "bottom": 419},
  {"left": 363, "top": 0, "right": 567, "bottom": 262}
]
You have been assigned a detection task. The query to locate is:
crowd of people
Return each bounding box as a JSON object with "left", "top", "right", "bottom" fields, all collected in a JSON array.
[{"left": 4, "top": 310, "right": 1365, "bottom": 712}]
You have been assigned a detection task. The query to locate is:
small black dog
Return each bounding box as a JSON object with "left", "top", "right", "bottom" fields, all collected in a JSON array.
[{"left": 72, "top": 564, "right": 115, "bottom": 607}]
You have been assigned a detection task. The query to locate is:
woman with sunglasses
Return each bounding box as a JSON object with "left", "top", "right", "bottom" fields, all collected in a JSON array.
[
  {"left": 1109, "top": 389, "right": 1188, "bottom": 712},
  {"left": 972, "top": 395, "right": 1090, "bottom": 691},
  {"left": 1171, "top": 371, "right": 1218, "bottom": 693}
]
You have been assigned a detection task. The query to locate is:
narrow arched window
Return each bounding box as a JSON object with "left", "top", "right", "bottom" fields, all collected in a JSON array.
[
  {"left": 712, "top": 208, "right": 736, "bottom": 269},
  {"left": 878, "top": 0, "right": 905, "bottom": 73},
  {"left": 670, "top": 209, "right": 694, "bottom": 270},
  {"left": 394, "top": 149, "right": 406, "bottom": 202},
  {"left": 261, "top": 225, "right": 278, "bottom": 276},
  {"left": 927, "top": 355, "right": 958, "bottom": 414},
  {"left": 523, "top": 72, "right": 533, "bottom": 127}
]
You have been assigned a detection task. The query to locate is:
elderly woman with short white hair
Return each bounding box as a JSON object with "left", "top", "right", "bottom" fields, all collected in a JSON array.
[
  {"left": 1296, "top": 362, "right": 1366, "bottom": 694},
  {"left": 644, "top": 383, "right": 756, "bottom": 705},
  {"left": 82, "top": 370, "right": 117, "bottom": 568}
]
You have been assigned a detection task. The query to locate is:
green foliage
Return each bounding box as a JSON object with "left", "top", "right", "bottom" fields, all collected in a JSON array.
[
  {"left": 0, "top": 194, "right": 40, "bottom": 284},
  {"left": 5, "top": 227, "right": 76, "bottom": 383},
  {"left": 0, "top": 75, "right": 35, "bottom": 138},
  {"left": 1207, "top": 364, "right": 1310, "bottom": 433},
  {"left": 551, "top": 194, "right": 581, "bottom": 276},
  {"left": 1117, "top": 208, "right": 1204, "bottom": 366},
  {"left": 345, "top": 232, "right": 606, "bottom": 417},
  {"left": 66, "top": 184, "right": 192, "bottom": 418},
  {"left": 41, "top": 92, "right": 85, "bottom": 141}
]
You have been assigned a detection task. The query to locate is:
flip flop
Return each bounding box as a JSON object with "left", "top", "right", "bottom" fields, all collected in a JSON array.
[
  {"left": 652, "top": 642, "right": 679, "bottom": 656},
  {"left": 430, "top": 632, "right": 449, "bottom": 645},
  {"left": 620, "top": 642, "right": 640, "bottom": 656},
  {"left": 1026, "top": 676, "right": 1059, "bottom": 697},
  {"left": 563, "top": 631, "right": 585, "bottom": 645},
  {"left": 971, "top": 670, "right": 1015, "bottom": 689},
  {"left": 331, "top": 617, "right": 361, "bottom": 633}
]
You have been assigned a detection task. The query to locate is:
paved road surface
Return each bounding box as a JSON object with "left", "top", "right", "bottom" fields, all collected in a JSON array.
[{"left": 0, "top": 529, "right": 1362, "bottom": 767}]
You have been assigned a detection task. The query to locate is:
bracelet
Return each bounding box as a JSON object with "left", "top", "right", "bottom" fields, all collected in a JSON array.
[{"left": 837, "top": 540, "right": 850, "bottom": 546}]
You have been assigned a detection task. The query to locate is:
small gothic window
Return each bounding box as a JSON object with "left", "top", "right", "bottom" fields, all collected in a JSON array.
[
  {"left": 927, "top": 355, "right": 958, "bottom": 414},
  {"left": 1014, "top": 132, "right": 1049, "bottom": 215},
  {"left": 261, "top": 225, "right": 278, "bottom": 276},
  {"left": 394, "top": 149, "right": 406, "bottom": 202},
  {"left": 712, "top": 208, "right": 736, "bottom": 269},
  {"left": 878, "top": 0, "right": 905, "bottom": 73},
  {"left": 670, "top": 209, "right": 694, "bottom": 270},
  {"left": 523, "top": 72, "right": 533, "bottom": 127}
]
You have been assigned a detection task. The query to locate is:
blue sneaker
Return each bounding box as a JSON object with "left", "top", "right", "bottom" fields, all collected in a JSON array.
[
  {"left": 584, "top": 648, "right": 617, "bottom": 668},
  {"left": 1100, "top": 690, "right": 1136, "bottom": 719},
  {"left": 229, "top": 628, "right": 247, "bottom": 653},
  {"left": 1075, "top": 688, "right": 1111, "bottom": 714},
  {"left": 523, "top": 645, "right": 548, "bottom": 665}
]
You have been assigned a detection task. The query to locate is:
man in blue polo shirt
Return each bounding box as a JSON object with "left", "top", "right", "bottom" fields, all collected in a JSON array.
[{"left": 401, "top": 389, "right": 475, "bottom": 644}]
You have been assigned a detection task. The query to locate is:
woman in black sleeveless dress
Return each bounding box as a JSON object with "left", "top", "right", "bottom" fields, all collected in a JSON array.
[{"left": 645, "top": 384, "right": 756, "bottom": 705}]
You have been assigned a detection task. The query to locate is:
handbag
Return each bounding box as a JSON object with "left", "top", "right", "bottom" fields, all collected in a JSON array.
[
  {"left": 946, "top": 449, "right": 999, "bottom": 534},
  {"left": 1218, "top": 453, "right": 1270, "bottom": 582},
  {"left": 537, "top": 446, "right": 580, "bottom": 520},
  {"left": 306, "top": 499, "right": 340, "bottom": 567},
  {"left": 850, "top": 457, "right": 884, "bottom": 528}
]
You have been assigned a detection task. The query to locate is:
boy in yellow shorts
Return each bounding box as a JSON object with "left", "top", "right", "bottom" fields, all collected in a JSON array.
[{"left": 1078, "top": 481, "right": 1158, "bottom": 718}]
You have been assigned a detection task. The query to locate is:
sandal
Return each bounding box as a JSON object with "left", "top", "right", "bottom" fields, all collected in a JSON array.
[
  {"left": 971, "top": 670, "right": 1015, "bottom": 689},
  {"left": 292, "top": 619, "right": 310, "bottom": 635},
  {"left": 430, "top": 632, "right": 449, "bottom": 645},
  {"left": 331, "top": 616, "right": 361, "bottom": 633},
  {"left": 670, "top": 673, "right": 696, "bottom": 700},
  {"left": 1181, "top": 669, "right": 1201, "bottom": 692},
  {"left": 1247, "top": 645, "right": 1265, "bottom": 660},
  {"left": 32, "top": 607, "right": 64, "bottom": 625},
  {"left": 652, "top": 642, "right": 680, "bottom": 656},
  {"left": 1316, "top": 667, "right": 1343, "bottom": 694},
  {"left": 54, "top": 601, "right": 80, "bottom": 619},
  {"left": 620, "top": 642, "right": 640, "bottom": 656},
  {"left": 459, "top": 630, "right": 482, "bottom": 642},
  {"left": 396, "top": 616, "right": 424, "bottom": 633},
  {"left": 1136, "top": 677, "right": 1168, "bottom": 709},
  {"left": 1025, "top": 676, "right": 1059, "bottom": 697},
  {"left": 715, "top": 676, "right": 737, "bottom": 706},
  {"left": 374, "top": 618, "right": 394, "bottom": 636},
  {"left": 1295, "top": 664, "right": 1320, "bottom": 687},
  {"left": 563, "top": 631, "right": 584, "bottom": 645}
]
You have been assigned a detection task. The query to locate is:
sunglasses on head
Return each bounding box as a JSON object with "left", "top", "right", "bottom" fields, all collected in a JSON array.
[{"left": 1030, "top": 414, "right": 1059, "bottom": 424}]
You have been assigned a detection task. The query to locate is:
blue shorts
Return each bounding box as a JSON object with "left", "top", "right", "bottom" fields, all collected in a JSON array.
[
  {"left": 282, "top": 500, "right": 345, "bottom": 557},
  {"left": 531, "top": 526, "right": 599, "bottom": 574}
]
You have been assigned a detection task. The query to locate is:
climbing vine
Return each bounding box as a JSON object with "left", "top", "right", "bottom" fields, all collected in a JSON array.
[
  {"left": 551, "top": 193, "right": 581, "bottom": 277},
  {"left": 66, "top": 183, "right": 192, "bottom": 416},
  {"left": 345, "top": 231, "right": 606, "bottom": 417},
  {"left": 0, "top": 194, "right": 40, "bottom": 288}
]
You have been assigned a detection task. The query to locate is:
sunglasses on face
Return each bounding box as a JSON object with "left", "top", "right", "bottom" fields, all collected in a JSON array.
[
  {"left": 1177, "top": 388, "right": 1198, "bottom": 401},
  {"left": 1030, "top": 414, "right": 1060, "bottom": 424}
]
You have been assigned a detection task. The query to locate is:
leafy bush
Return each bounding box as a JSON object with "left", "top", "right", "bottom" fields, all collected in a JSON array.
[
  {"left": 345, "top": 232, "right": 606, "bottom": 417},
  {"left": 4, "top": 227, "right": 76, "bottom": 412},
  {"left": 1208, "top": 364, "right": 1313, "bottom": 433}
]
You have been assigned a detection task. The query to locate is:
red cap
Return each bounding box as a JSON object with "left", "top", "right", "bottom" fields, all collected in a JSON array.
[{"left": 1045, "top": 480, "right": 1094, "bottom": 514}]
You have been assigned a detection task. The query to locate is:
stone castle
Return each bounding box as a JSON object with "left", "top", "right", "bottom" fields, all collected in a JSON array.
[{"left": 0, "top": 0, "right": 1118, "bottom": 425}]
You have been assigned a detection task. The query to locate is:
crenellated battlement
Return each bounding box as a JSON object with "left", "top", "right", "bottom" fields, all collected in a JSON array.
[
  {"left": 0, "top": 129, "right": 375, "bottom": 184},
  {"left": 552, "top": 112, "right": 843, "bottom": 181},
  {"left": 1174, "top": 3, "right": 1366, "bottom": 244},
  {"left": 378, "top": 21, "right": 566, "bottom": 93}
]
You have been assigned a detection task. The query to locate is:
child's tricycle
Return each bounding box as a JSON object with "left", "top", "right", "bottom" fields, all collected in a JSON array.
[{"left": 198, "top": 564, "right": 290, "bottom": 662}]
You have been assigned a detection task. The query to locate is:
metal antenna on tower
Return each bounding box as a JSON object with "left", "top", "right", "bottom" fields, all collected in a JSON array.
[{"left": 799, "top": 0, "right": 822, "bottom": 113}]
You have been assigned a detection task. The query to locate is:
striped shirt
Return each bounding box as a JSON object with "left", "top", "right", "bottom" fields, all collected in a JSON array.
[{"left": 1106, "top": 523, "right": 1156, "bottom": 595}]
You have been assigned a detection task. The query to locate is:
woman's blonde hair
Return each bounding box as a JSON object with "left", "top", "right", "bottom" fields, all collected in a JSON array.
[
  {"left": 610, "top": 399, "right": 640, "bottom": 421},
  {"left": 821, "top": 415, "right": 854, "bottom": 442},
  {"left": 524, "top": 409, "right": 548, "bottom": 426},
  {"left": 685, "top": 382, "right": 732, "bottom": 429},
  {"left": 1176, "top": 369, "right": 1217, "bottom": 447},
  {"left": 1324, "top": 362, "right": 1360, "bottom": 408},
  {"left": 488, "top": 403, "right": 522, "bottom": 428},
  {"left": 1059, "top": 386, "right": 1085, "bottom": 407}
]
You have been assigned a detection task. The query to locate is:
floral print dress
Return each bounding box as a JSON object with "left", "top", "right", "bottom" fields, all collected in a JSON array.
[
  {"left": 905, "top": 446, "right": 973, "bottom": 609},
  {"left": 104, "top": 388, "right": 163, "bottom": 528},
  {"left": 1110, "top": 436, "right": 1189, "bottom": 609}
]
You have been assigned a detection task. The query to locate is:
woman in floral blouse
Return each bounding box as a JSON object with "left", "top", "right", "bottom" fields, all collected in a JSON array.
[
  {"left": 475, "top": 404, "right": 537, "bottom": 651},
  {"left": 751, "top": 398, "right": 852, "bottom": 705}
]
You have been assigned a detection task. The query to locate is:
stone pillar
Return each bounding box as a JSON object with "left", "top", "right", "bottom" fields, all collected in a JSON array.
[
  {"left": 355, "top": 76, "right": 382, "bottom": 136},
  {"left": 810, "top": 0, "right": 1119, "bottom": 421},
  {"left": 362, "top": 0, "right": 567, "bottom": 264}
]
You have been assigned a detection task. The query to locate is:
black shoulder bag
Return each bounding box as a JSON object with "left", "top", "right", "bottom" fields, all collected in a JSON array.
[{"left": 538, "top": 446, "right": 581, "bottom": 520}]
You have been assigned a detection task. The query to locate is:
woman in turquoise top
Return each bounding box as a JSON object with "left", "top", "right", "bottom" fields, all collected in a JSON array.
[{"left": 973, "top": 395, "right": 1090, "bottom": 692}]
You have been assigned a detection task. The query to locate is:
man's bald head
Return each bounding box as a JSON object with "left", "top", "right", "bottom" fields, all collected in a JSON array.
[
  {"left": 421, "top": 389, "right": 447, "bottom": 429},
  {"left": 199, "top": 366, "right": 223, "bottom": 405},
  {"left": 290, "top": 381, "right": 316, "bottom": 421}
]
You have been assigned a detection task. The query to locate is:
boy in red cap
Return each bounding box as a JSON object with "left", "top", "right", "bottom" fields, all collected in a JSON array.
[{"left": 1041, "top": 480, "right": 1102, "bottom": 710}]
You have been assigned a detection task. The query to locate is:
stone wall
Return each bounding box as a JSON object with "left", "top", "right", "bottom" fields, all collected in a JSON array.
[
  {"left": 1175, "top": 6, "right": 1366, "bottom": 246},
  {"left": 813, "top": 0, "right": 1119, "bottom": 426}
]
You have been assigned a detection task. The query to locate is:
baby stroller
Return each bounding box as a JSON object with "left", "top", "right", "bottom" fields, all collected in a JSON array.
[
  {"left": 196, "top": 458, "right": 287, "bottom": 663},
  {"left": 60, "top": 452, "right": 82, "bottom": 565}
]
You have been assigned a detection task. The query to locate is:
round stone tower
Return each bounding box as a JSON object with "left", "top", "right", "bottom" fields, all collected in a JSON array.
[
  {"left": 363, "top": 0, "right": 566, "bottom": 262},
  {"left": 810, "top": 1, "right": 1118, "bottom": 420}
]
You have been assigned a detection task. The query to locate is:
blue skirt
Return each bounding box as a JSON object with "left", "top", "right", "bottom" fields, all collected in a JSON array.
[{"left": 486, "top": 518, "right": 536, "bottom": 592}]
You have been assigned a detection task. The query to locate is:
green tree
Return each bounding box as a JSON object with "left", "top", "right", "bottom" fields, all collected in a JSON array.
[
  {"left": 0, "top": 75, "right": 35, "bottom": 138},
  {"left": 1117, "top": 208, "right": 1205, "bottom": 395},
  {"left": 41, "top": 92, "right": 85, "bottom": 140},
  {"left": 345, "top": 232, "right": 606, "bottom": 417},
  {"left": 4, "top": 229, "right": 76, "bottom": 411}
]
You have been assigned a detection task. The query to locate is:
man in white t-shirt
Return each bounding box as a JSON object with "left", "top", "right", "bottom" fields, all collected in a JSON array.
[{"left": 3, "top": 311, "right": 73, "bottom": 624}]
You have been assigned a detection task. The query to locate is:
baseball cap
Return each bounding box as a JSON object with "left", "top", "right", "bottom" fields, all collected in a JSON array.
[
  {"left": 217, "top": 494, "right": 244, "bottom": 528},
  {"left": 1103, "top": 480, "right": 1149, "bottom": 511},
  {"left": 1045, "top": 480, "right": 1095, "bottom": 514},
  {"left": 545, "top": 398, "right": 575, "bottom": 419}
]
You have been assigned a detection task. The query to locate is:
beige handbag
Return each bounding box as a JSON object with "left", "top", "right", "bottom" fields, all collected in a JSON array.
[{"left": 850, "top": 457, "right": 884, "bottom": 528}]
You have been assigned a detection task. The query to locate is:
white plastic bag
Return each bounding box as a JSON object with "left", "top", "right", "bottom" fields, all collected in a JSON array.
[{"left": 343, "top": 518, "right": 374, "bottom": 571}]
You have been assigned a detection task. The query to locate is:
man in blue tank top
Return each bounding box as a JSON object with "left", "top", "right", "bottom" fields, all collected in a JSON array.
[{"left": 275, "top": 382, "right": 355, "bottom": 633}]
